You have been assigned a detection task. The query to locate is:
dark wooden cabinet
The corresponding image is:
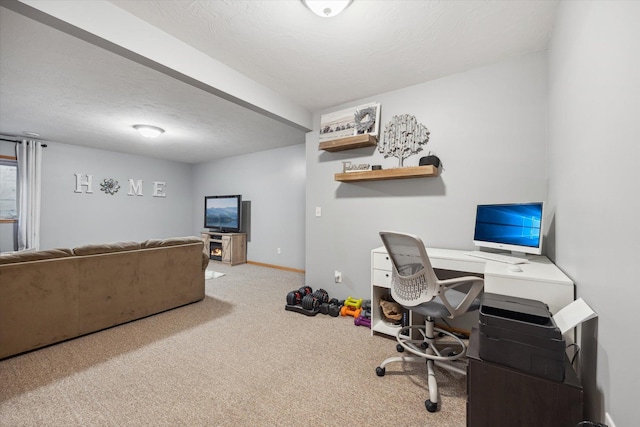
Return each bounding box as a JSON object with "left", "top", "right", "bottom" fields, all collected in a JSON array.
[{"left": 467, "top": 329, "right": 583, "bottom": 427}]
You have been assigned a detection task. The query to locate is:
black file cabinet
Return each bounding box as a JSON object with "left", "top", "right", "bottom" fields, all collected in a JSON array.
[{"left": 466, "top": 328, "right": 583, "bottom": 427}]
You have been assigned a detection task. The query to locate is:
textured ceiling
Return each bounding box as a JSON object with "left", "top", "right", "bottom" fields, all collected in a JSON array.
[
  {"left": 111, "top": 0, "right": 559, "bottom": 111},
  {"left": 0, "top": 0, "right": 559, "bottom": 164}
]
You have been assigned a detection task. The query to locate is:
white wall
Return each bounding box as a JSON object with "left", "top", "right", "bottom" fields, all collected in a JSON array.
[
  {"left": 191, "top": 143, "right": 306, "bottom": 270},
  {"left": 547, "top": 1, "right": 640, "bottom": 425},
  {"left": 306, "top": 52, "right": 548, "bottom": 301},
  {"left": 38, "top": 141, "right": 193, "bottom": 249}
]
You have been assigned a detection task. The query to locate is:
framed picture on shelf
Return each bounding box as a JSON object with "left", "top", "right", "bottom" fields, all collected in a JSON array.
[{"left": 319, "top": 102, "right": 381, "bottom": 142}]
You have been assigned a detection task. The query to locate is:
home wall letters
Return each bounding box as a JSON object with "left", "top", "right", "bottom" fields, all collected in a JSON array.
[{"left": 74, "top": 174, "right": 167, "bottom": 197}]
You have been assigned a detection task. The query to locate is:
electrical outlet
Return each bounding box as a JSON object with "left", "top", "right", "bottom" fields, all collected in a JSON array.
[
  {"left": 315, "top": 207, "right": 322, "bottom": 217},
  {"left": 277, "top": 248, "right": 281, "bottom": 254},
  {"left": 334, "top": 270, "right": 342, "bottom": 283}
]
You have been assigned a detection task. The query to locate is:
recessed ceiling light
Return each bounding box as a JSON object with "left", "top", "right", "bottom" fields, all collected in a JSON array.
[
  {"left": 133, "top": 124, "right": 165, "bottom": 138},
  {"left": 23, "top": 131, "right": 40, "bottom": 137},
  {"left": 302, "top": 0, "right": 353, "bottom": 18}
]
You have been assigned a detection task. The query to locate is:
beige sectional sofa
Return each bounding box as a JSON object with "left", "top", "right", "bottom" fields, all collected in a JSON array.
[{"left": 0, "top": 236, "right": 208, "bottom": 359}]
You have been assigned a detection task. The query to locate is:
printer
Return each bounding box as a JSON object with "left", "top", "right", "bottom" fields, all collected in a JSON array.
[{"left": 479, "top": 293, "right": 566, "bottom": 382}]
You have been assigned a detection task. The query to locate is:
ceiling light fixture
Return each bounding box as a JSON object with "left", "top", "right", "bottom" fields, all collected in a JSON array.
[
  {"left": 23, "top": 131, "right": 40, "bottom": 137},
  {"left": 133, "top": 124, "right": 165, "bottom": 138},
  {"left": 302, "top": 0, "right": 353, "bottom": 18}
]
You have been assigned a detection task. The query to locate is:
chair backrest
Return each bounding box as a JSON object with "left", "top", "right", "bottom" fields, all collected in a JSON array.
[{"left": 379, "top": 231, "right": 440, "bottom": 307}]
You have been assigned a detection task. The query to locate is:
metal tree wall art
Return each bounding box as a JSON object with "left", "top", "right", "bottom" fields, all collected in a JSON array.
[{"left": 378, "top": 114, "right": 430, "bottom": 167}]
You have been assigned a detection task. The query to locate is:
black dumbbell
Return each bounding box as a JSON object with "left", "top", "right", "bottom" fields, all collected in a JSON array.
[
  {"left": 302, "top": 294, "right": 320, "bottom": 311},
  {"left": 313, "top": 288, "right": 329, "bottom": 304},
  {"left": 320, "top": 302, "right": 330, "bottom": 314},
  {"left": 299, "top": 286, "right": 313, "bottom": 296},
  {"left": 286, "top": 290, "right": 303, "bottom": 306},
  {"left": 328, "top": 300, "right": 342, "bottom": 317}
]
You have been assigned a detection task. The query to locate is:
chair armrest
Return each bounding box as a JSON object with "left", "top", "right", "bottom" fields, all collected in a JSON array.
[{"left": 437, "top": 276, "right": 484, "bottom": 318}]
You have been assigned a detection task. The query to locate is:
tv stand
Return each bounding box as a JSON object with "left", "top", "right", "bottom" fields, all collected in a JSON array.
[{"left": 201, "top": 231, "right": 246, "bottom": 266}]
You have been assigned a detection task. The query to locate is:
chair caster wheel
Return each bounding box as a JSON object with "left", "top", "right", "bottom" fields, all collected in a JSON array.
[
  {"left": 425, "top": 400, "right": 437, "bottom": 413},
  {"left": 396, "top": 344, "right": 404, "bottom": 353},
  {"left": 376, "top": 367, "right": 385, "bottom": 377}
]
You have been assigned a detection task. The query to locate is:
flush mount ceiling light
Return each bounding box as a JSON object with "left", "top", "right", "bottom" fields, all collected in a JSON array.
[
  {"left": 133, "top": 124, "right": 165, "bottom": 138},
  {"left": 302, "top": 0, "right": 353, "bottom": 18},
  {"left": 23, "top": 131, "right": 40, "bottom": 137}
]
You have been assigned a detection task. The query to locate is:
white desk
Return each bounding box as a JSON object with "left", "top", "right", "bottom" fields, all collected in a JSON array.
[{"left": 371, "top": 246, "right": 574, "bottom": 338}]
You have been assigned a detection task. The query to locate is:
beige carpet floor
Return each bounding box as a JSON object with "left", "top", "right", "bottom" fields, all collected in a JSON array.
[{"left": 0, "top": 262, "right": 467, "bottom": 426}]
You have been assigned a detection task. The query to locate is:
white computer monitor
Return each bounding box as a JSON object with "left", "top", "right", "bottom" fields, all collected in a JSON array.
[{"left": 473, "top": 202, "right": 544, "bottom": 256}]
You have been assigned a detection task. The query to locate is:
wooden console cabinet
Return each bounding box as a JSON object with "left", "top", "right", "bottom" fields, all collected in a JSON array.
[
  {"left": 466, "top": 329, "right": 583, "bottom": 427},
  {"left": 201, "top": 231, "right": 246, "bottom": 266}
]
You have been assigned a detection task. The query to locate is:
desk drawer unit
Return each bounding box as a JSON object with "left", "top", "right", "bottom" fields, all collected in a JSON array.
[
  {"left": 372, "top": 268, "right": 391, "bottom": 288},
  {"left": 372, "top": 252, "right": 392, "bottom": 270},
  {"left": 371, "top": 248, "right": 413, "bottom": 339}
]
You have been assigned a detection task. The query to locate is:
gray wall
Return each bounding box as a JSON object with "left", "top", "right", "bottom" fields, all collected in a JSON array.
[
  {"left": 306, "top": 52, "right": 548, "bottom": 300},
  {"left": 37, "top": 141, "right": 193, "bottom": 249},
  {"left": 191, "top": 143, "right": 305, "bottom": 270},
  {"left": 547, "top": 2, "right": 639, "bottom": 425}
]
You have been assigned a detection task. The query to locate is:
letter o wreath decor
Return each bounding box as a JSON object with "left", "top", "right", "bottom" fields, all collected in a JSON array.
[
  {"left": 354, "top": 106, "right": 377, "bottom": 135},
  {"left": 100, "top": 178, "right": 120, "bottom": 195}
]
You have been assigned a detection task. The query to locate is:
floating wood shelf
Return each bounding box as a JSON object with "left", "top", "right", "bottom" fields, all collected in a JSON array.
[
  {"left": 318, "top": 134, "right": 378, "bottom": 152},
  {"left": 335, "top": 165, "right": 438, "bottom": 182}
]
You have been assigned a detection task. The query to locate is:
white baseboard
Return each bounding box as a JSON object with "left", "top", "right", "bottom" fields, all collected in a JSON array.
[{"left": 605, "top": 412, "right": 615, "bottom": 427}]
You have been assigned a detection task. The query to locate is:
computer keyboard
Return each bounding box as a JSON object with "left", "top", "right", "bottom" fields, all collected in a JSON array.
[{"left": 467, "top": 251, "right": 529, "bottom": 264}]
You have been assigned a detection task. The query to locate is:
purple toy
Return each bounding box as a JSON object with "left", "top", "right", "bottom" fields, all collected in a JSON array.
[{"left": 354, "top": 314, "right": 371, "bottom": 328}]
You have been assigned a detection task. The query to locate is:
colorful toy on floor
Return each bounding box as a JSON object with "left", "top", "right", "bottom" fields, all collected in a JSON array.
[
  {"left": 354, "top": 315, "right": 371, "bottom": 328},
  {"left": 355, "top": 299, "right": 372, "bottom": 327},
  {"left": 340, "top": 296, "right": 363, "bottom": 318}
]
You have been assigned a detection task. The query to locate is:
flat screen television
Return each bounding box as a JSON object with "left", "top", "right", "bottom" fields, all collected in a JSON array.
[
  {"left": 204, "top": 195, "right": 242, "bottom": 233},
  {"left": 473, "top": 202, "right": 544, "bottom": 256}
]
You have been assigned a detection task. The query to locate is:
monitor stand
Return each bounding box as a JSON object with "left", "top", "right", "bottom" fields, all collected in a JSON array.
[{"left": 509, "top": 251, "right": 529, "bottom": 259}]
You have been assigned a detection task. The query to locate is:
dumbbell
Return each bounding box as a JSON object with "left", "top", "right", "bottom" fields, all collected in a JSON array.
[
  {"left": 286, "top": 289, "right": 304, "bottom": 306},
  {"left": 312, "top": 288, "right": 329, "bottom": 304},
  {"left": 328, "top": 298, "right": 341, "bottom": 317},
  {"left": 320, "top": 302, "right": 330, "bottom": 315},
  {"left": 302, "top": 294, "right": 320, "bottom": 311},
  {"left": 299, "top": 286, "right": 313, "bottom": 296},
  {"left": 354, "top": 315, "right": 371, "bottom": 328}
]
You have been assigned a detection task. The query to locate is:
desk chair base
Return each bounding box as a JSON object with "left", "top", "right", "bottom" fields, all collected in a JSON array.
[{"left": 375, "top": 318, "right": 468, "bottom": 413}]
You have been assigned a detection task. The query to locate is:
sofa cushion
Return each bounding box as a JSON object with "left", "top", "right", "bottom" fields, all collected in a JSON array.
[
  {"left": 73, "top": 241, "right": 141, "bottom": 256},
  {"left": 142, "top": 236, "right": 203, "bottom": 249},
  {"left": 0, "top": 248, "right": 73, "bottom": 265}
]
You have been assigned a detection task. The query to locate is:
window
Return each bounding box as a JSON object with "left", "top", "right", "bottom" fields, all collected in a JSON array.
[{"left": 0, "top": 157, "right": 18, "bottom": 221}]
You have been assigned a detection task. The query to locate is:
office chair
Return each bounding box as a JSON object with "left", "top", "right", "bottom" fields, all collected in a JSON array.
[{"left": 376, "top": 231, "right": 484, "bottom": 413}]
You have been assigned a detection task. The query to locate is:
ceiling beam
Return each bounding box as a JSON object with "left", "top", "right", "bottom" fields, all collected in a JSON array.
[{"left": 8, "top": 0, "right": 313, "bottom": 132}]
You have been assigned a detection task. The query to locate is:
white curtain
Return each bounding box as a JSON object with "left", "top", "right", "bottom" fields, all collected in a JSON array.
[{"left": 16, "top": 140, "right": 43, "bottom": 251}]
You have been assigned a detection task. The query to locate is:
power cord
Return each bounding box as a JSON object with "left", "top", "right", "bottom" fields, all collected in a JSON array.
[{"left": 566, "top": 343, "right": 581, "bottom": 366}]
